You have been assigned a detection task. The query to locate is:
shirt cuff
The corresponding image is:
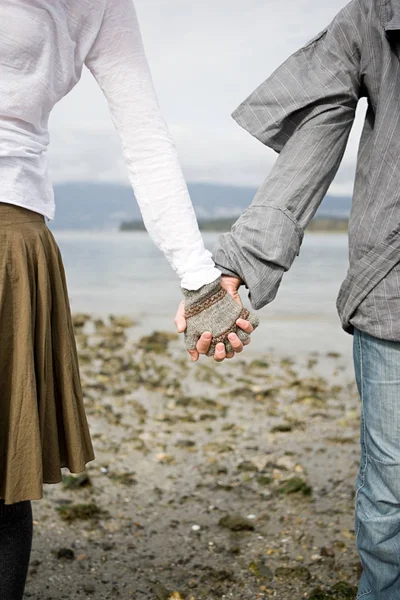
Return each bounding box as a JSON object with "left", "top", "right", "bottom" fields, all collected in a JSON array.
[
  {"left": 212, "top": 242, "right": 284, "bottom": 310},
  {"left": 179, "top": 267, "right": 222, "bottom": 291},
  {"left": 212, "top": 205, "right": 303, "bottom": 310}
]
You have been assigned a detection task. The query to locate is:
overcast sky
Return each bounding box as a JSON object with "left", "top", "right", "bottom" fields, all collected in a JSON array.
[{"left": 48, "top": 0, "right": 366, "bottom": 196}]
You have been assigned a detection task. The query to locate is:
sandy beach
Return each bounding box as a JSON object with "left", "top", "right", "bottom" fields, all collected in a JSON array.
[{"left": 23, "top": 314, "right": 361, "bottom": 600}]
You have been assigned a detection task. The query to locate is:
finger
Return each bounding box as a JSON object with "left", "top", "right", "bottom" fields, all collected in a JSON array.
[
  {"left": 248, "top": 313, "right": 260, "bottom": 330},
  {"left": 196, "top": 332, "right": 212, "bottom": 355},
  {"left": 224, "top": 340, "right": 234, "bottom": 355},
  {"left": 188, "top": 349, "right": 199, "bottom": 362},
  {"left": 213, "top": 342, "right": 226, "bottom": 362},
  {"left": 236, "top": 329, "right": 251, "bottom": 345},
  {"left": 236, "top": 318, "right": 254, "bottom": 334},
  {"left": 227, "top": 332, "right": 244, "bottom": 353},
  {"left": 174, "top": 301, "right": 187, "bottom": 333}
]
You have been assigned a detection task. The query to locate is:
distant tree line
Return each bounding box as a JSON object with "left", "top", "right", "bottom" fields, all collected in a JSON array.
[{"left": 120, "top": 216, "right": 348, "bottom": 233}]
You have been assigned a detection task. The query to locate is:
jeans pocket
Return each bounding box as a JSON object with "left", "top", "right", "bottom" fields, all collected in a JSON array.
[{"left": 356, "top": 589, "right": 372, "bottom": 599}]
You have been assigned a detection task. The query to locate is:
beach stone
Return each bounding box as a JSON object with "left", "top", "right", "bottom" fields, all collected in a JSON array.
[
  {"left": 152, "top": 583, "right": 172, "bottom": 600},
  {"left": 175, "top": 439, "right": 196, "bottom": 448},
  {"left": 203, "top": 442, "right": 233, "bottom": 453},
  {"left": 199, "top": 412, "right": 217, "bottom": 421},
  {"left": 308, "top": 589, "right": 332, "bottom": 600},
  {"left": 138, "top": 331, "right": 178, "bottom": 354},
  {"left": 331, "top": 581, "right": 357, "bottom": 598},
  {"left": 321, "top": 544, "right": 335, "bottom": 558},
  {"left": 219, "top": 514, "right": 255, "bottom": 532},
  {"left": 249, "top": 359, "right": 270, "bottom": 369},
  {"left": 250, "top": 455, "right": 270, "bottom": 471},
  {"left": 109, "top": 315, "right": 136, "bottom": 328},
  {"left": 199, "top": 567, "right": 234, "bottom": 583},
  {"left": 62, "top": 472, "right": 91, "bottom": 490},
  {"left": 271, "top": 423, "right": 293, "bottom": 433},
  {"left": 56, "top": 502, "right": 108, "bottom": 522},
  {"left": 257, "top": 475, "right": 273, "bottom": 486},
  {"left": 204, "top": 462, "right": 228, "bottom": 475},
  {"left": 101, "top": 542, "right": 114, "bottom": 551},
  {"left": 248, "top": 560, "right": 273, "bottom": 581},
  {"left": 237, "top": 460, "right": 258, "bottom": 473},
  {"left": 278, "top": 477, "right": 313, "bottom": 496},
  {"left": 55, "top": 547, "right": 75, "bottom": 560},
  {"left": 275, "top": 566, "right": 311, "bottom": 581},
  {"left": 108, "top": 471, "right": 137, "bottom": 486},
  {"left": 276, "top": 456, "right": 296, "bottom": 471},
  {"left": 72, "top": 313, "right": 91, "bottom": 328},
  {"left": 83, "top": 583, "right": 96, "bottom": 594}
]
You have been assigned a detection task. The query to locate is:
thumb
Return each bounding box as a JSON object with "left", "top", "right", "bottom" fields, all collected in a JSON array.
[
  {"left": 174, "top": 300, "right": 187, "bottom": 333},
  {"left": 226, "top": 286, "right": 243, "bottom": 307},
  {"left": 221, "top": 276, "right": 243, "bottom": 307},
  {"left": 188, "top": 349, "right": 199, "bottom": 362}
]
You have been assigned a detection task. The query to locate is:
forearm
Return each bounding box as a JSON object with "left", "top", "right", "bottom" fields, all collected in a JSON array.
[
  {"left": 213, "top": 110, "right": 354, "bottom": 308},
  {"left": 119, "top": 112, "right": 221, "bottom": 289},
  {"left": 84, "top": 0, "right": 220, "bottom": 290}
]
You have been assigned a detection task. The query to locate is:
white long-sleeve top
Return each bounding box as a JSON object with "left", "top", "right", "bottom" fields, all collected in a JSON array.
[{"left": 0, "top": 0, "right": 221, "bottom": 290}]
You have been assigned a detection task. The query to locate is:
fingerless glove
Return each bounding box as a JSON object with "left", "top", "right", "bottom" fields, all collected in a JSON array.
[{"left": 182, "top": 276, "right": 259, "bottom": 357}]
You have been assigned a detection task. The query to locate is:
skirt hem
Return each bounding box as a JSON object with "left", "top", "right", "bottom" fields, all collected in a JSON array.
[{"left": 1, "top": 453, "right": 96, "bottom": 505}]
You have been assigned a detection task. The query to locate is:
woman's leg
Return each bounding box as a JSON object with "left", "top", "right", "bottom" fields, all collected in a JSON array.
[
  {"left": 0, "top": 499, "right": 33, "bottom": 600},
  {"left": 353, "top": 328, "right": 400, "bottom": 599}
]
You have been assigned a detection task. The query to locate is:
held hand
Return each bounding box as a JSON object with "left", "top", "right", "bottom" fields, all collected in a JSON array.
[
  {"left": 220, "top": 275, "right": 243, "bottom": 305},
  {"left": 174, "top": 275, "right": 258, "bottom": 362}
]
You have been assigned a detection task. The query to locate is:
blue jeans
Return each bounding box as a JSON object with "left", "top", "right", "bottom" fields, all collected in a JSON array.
[{"left": 353, "top": 328, "right": 400, "bottom": 599}]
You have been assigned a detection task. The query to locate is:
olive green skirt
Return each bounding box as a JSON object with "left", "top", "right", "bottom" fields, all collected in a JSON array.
[{"left": 0, "top": 203, "right": 95, "bottom": 505}]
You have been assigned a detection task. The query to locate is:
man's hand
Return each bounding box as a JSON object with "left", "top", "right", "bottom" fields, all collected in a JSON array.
[{"left": 175, "top": 275, "right": 256, "bottom": 362}]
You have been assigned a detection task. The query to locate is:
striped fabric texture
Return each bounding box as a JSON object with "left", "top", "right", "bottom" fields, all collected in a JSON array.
[{"left": 213, "top": 0, "right": 400, "bottom": 340}]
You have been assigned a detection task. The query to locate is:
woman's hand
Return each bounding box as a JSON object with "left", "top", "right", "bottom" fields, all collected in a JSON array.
[{"left": 175, "top": 275, "right": 258, "bottom": 362}]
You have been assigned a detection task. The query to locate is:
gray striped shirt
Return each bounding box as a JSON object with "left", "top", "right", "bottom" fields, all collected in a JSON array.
[{"left": 212, "top": 0, "right": 400, "bottom": 340}]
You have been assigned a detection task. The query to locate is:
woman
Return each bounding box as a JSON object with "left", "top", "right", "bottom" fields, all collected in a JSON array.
[{"left": 0, "top": 0, "right": 259, "bottom": 598}]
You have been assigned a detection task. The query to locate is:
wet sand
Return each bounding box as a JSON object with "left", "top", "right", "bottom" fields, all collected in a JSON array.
[{"left": 25, "top": 315, "right": 361, "bottom": 600}]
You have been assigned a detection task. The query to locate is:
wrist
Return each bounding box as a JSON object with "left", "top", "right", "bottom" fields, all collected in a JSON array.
[
  {"left": 221, "top": 274, "right": 244, "bottom": 285},
  {"left": 182, "top": 275, "right": 222, "bottom": 307}
]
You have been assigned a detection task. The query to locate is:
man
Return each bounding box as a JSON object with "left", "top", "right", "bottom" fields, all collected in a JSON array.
[{"left": 176, "top": 0, "right": 400, "bottom": 597}]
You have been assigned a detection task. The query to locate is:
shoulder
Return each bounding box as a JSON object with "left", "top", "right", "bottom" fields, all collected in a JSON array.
[
  {"left": 297, "top": 0, "right": 384, "bottom": 62},
  {"left": 65, "top": 0, "right": 107, "bottom": 31},
  {"left": 63, "top": 0, "right": 108, "bottom": 50}
]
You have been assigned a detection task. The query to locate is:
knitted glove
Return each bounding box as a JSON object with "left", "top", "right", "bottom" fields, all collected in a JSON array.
[{"left": 182, "top": 276, "right": 259, "bottom": 357}]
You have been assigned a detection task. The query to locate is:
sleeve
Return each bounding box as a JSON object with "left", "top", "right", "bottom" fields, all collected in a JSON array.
[
  {"left": 212, "top": 0, "right": 365, "bottom": 309},
  {"left": 84, "top": 0, "right": 220, "bottom": 290}
]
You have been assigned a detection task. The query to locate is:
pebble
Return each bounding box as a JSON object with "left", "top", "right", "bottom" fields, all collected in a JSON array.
[
  {"left": 248, "top": 560, "right": 274, "bottom": 581},
  {"left": 152, "top": 583, "right": 172, "bottom": 600},
  {"left": 237, "top": 460, "right": 258, "bottom": 473},
  {"left": 278, "top": 477, "right": 313, "bottom": 496},
  {"left": 56, "top": 548, "right": 75, "bottom": 560},
  {"left": 276, "top": 456, "right": 296, "bottom": 471},
  {"left": 275, "top": 566, "right": 311, "bottom": 581},
  {"left": 321, "top": 545, "right": 335, "bottom": 558},
  {"left": 218, "top": 514, "right": 255, "bottom": 532}
]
